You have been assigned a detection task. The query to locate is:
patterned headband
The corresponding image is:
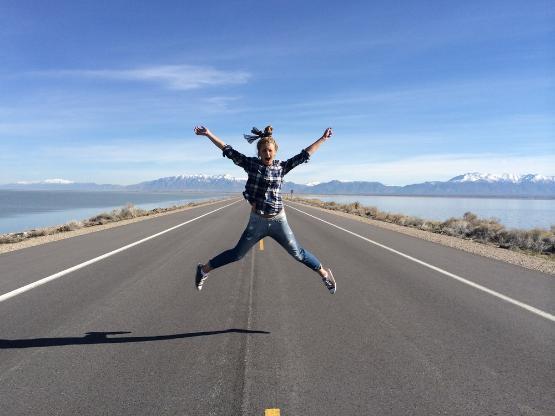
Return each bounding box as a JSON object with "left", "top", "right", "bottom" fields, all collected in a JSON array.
[{"left": 243, "top": 127, "right": 272, "bottom": 144}]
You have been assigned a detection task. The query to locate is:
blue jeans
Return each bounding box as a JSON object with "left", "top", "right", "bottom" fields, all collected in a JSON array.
[{"left": 209, "top": 210, "right": 322, "bottom": 271}]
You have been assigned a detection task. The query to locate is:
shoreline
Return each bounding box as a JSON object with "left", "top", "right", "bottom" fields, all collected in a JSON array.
[
  {"left": 0, "top": 197, "right": 237, "bottom": 255},
  {"left": 288, "top": 197, "right": 554, "bottom": 275},
  {"left": 294, "top": 193, "right": 554, "bottom": 230}
]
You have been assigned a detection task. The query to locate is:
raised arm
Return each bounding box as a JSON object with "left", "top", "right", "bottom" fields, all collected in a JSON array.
[
  {"left": 194, "top": 125, "right": 226, "bottom": 150},
  {"left": 281, "top": 128, "right": 334, "bottom": 175},
  {"left": 194, "top": 125, "right": 253, "bottom": 171},
  {"left": 305, "top": 127, "right": 333, "bottom": 156}
]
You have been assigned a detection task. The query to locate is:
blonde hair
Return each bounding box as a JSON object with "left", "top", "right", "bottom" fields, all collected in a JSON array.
[{"left": 256, "top": 126, "right": 278, "bottom": 153}]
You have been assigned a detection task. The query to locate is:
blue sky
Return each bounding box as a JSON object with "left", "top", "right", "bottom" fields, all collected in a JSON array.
[{"left": 1, "top": 0, "right": 553, "bottom": 185}]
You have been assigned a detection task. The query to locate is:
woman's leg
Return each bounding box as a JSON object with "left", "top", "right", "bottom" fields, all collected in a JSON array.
[
  {"left": 269, "top": 214, "right": 329, "bottom": 278},
  {"left": 202, "top": 213, "right": 264, "bottom": 272},
  {"left": 268, "top": 215, "right": 336, "bottom": 293}
]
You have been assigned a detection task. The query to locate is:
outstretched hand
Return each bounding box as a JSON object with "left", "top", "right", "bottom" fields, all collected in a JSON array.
[
  {"left": 194, "top": 125, "right": 211, "bottom": 136},
  {"left": 305, "top": 127, "right": 334, "bottom": 156},
  {"left": 322, "top": 127, "right": 333, "bottom": 139},
  {"left": 194, "top": 125, "right": 226, "bottom": 150}
]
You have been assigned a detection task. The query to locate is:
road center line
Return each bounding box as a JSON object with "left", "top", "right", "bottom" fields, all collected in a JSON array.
[
  {"left": 286, "top": 203, "right": 555, "bottom": 322},
  {"left": 0, "top": 199, "right": 241, "bottom": 304}
]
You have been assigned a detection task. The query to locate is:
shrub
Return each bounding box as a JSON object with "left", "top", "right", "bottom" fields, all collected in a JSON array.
[
  {"left": 401, "top": 216, "right": 424, "bottom": 228},
  {"left": 27, "top": 228, "right": 49, "bottom": 238},
  {"left": 441, "top": 218, "right": 470, "bottom": 237},
  {"left": 463, "top": 212, "right": 478, "bottom": 223},
  {"left": 114, "top": 203, "right": 146, "bottom": 220},
  {"left": 0, "top": 234, "right": 25, "bottom": 244},
  {"left": 365, "top": 207, "right": 378, "bottom": 218},
  {"left": 421, "top": 220, "right": 442, "bottom": 232},
  {"left": 57, "top": 221, "right": 83, "bottom": 232},
  {"left": 85, "top": 212, "right": 114, "bottom": 226}
]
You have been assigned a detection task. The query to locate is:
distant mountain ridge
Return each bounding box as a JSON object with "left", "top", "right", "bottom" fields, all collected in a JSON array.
[
  {"left": 448, "top": 172, "right": 554, "bottom": 184},
  {"left": 127, "top": 174, "right": 246, "bottom": 192},
  {"left": 2, "top": 173, "right": 554, "bottom": 197},
  {"left": 2, "top": 179, "right": 124, "bottom": 191}
]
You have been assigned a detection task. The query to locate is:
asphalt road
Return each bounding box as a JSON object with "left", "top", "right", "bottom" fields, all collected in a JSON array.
[{"left": 1, "top": 198, "right": 553, "bottom": 415}]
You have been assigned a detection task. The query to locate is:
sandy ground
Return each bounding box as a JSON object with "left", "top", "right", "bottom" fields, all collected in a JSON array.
[{"left": 2, "top": 196, "right": 553, "bottom": 275}]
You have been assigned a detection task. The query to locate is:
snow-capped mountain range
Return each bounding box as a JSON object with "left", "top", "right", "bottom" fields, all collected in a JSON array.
[
  {"left": 2, "top": 173, "right": 554, "bottom": 196},
  {"left": 127, "top": 174, "right": 246, "bottom": 192},
  {"left": 449, "top": 173, "right": 554, "bottom": 184}
]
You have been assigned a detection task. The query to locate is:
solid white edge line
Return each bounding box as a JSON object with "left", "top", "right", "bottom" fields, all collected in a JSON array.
[
  {"left": 0, "top": 199, "right": 242, "bottom": 303},
  {"left": 286, "top": 202, "right": 555, "bottom": 322}
]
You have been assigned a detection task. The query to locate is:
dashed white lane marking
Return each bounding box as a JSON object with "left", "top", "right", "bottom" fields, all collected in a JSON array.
[
  {"left": 0, "top": 199, "right": 242, "bottom": 303},
  {"left": 286, "top": 203, "right": 555, "bottom": 323}
]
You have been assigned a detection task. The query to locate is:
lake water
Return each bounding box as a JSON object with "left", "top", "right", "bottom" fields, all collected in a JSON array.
[
  {"left": 0, "top": 190, "right": 235, "bottom": 234},
  {"left": 297, "top": 194, "right": 555, "bottom": 230}
]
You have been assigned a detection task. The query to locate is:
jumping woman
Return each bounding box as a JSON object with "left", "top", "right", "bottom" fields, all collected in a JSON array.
[{"left": 193, "top": 125, "right": 337, "bottom": 294}]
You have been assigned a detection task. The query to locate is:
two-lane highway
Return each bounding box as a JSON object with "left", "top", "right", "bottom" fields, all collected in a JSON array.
[{"left": 1, "top": 199, "right": 553, "bottom": 415}]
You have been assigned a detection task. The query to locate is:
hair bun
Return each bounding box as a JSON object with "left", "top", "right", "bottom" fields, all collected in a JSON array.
[{"left": 244, "top": 125, "right": 273, "bottom": 143}]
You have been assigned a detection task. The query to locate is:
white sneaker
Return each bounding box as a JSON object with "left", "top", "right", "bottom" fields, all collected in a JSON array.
[
  {"left": 322, "top": 268, "right": 336, "bottom": 294},
  {"left": 195, "top": 264, "right": 209, "bottom": 291}
]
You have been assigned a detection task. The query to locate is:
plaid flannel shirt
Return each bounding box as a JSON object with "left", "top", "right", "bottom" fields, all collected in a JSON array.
[{"left": 222, "top": 145, "right": 310, "bottom": 215}]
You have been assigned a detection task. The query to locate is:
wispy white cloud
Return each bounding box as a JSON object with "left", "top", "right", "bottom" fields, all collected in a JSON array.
[
  {"left": 200, "top": 96, "right": 243, "bottom": 113},
  {"left": 244, "top": 75, "right": 554, "bottom": 117},
  {"left": 39, "top": 140, "right": 219, "bottom": 163},
  {"left": 31, "top": 64, "right": 251, "bottom": 90}
]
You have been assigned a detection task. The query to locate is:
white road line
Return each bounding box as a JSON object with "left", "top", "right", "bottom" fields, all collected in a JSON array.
[
  {"left": 286, "top": 203, "right": 555, "bottom": 322},
  {"left": 0, "top": 199, "right": 241, "bottom": 303}
]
